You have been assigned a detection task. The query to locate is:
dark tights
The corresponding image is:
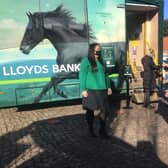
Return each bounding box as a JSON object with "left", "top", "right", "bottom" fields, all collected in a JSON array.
[{"left": 85, "top": 109, "right": 109, "bottom": 138}]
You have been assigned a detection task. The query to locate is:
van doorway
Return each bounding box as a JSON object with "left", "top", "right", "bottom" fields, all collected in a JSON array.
[
  {"left": 126, "top": 3, "right": 159, "bottom": 103},
  {"left": 126, "top": 3, "right": 159, "bottom": 89}
]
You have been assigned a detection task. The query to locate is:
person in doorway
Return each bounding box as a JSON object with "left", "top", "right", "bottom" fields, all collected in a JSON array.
[
  {"left": 79, "top": 43, "right": 112, "bottom": 138},
  {"left": 141, "top": 48, "right": 158, "bottom": 108}
]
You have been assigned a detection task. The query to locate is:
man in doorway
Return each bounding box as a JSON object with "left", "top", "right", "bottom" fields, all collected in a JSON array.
[{"left": 141, "top": 48, "right": 158, "bottom": 108}]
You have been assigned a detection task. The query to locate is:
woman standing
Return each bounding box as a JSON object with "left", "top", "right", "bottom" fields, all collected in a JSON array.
[{"left": 79, "top": 43, "right": 112, "bottom": 138}]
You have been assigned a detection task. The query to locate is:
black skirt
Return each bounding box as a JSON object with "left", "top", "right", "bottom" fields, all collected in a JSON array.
[{"left": 82, "top": 90, "right": 109, "bottom": 111}]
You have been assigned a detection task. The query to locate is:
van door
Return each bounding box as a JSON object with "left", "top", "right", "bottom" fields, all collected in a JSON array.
[
  {"left": 87, "top": 0, "right": 126, "bottom": 93},
  {"left": 126, "top": 3, "right": 159, "bottom": 103}
]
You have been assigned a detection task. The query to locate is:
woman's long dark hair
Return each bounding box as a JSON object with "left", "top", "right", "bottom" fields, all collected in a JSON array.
[{"left": 88, "top": 43, "right": 104, "bottom": 72}]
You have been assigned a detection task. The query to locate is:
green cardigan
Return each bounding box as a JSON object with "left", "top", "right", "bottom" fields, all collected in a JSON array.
[{"left": 79, "top": 57, "right": 111, "bottom": 92}]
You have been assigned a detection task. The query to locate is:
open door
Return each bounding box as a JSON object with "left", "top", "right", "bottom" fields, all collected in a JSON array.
[{"left": 126, "top": 3, "right": 159, "bottom": 103}]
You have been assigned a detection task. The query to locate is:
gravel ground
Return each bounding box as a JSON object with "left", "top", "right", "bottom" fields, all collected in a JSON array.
[{"left": 0, "top": 100, "right": 168, "bottom": 168}]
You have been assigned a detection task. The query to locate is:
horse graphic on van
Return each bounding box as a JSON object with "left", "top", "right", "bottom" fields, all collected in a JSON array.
[{"left": 20, "top": 5, "right": 95, "bottom": 103}]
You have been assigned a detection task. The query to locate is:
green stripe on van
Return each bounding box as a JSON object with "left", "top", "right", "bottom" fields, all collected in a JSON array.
[
  {"left": 108, "top": 73, "right": 119, "bottom": 78},
  {"left": 0, "top": 77, "right": 51, "bottom": 85}
]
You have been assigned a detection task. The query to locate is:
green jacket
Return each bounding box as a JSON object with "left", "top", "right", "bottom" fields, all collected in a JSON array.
[{"left": 79, "top": 57, "right": 111, "bottom": 93}]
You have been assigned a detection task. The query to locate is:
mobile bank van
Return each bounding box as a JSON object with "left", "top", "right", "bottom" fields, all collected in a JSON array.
[{"left": 0, "top": 0, "right": 163, "bottom": 107}]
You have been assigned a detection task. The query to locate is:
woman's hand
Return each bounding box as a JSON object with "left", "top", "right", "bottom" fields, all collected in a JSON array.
[
  {"left": 82, "top": 90, "right": 88, "bottom": 97},
  {"left": 107, "top": 88, "right": 112, "bottom": 95}
]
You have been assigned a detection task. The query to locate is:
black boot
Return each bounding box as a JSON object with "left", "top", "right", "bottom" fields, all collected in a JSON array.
[
  {"left": 99, "top": 118, "right": 110, "bottom": 139},
  {"left": 86, "top": 109, "right": 97, "bottom": 137}
]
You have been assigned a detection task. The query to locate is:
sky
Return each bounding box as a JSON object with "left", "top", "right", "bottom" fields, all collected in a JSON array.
[{"left": 164, "top": 0, "right": 168, "bottom": 19}]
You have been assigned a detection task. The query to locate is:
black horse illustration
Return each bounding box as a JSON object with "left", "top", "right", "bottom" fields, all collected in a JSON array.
[{"left": 20, "top": 5, "right": 94, "bottom": 103}]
